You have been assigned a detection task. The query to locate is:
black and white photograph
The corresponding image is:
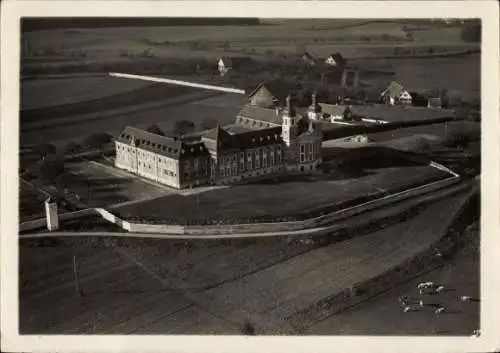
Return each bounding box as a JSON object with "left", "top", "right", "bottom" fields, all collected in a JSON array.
[{"left": 1, "top": 1, "right": 499, "bottom": 352}]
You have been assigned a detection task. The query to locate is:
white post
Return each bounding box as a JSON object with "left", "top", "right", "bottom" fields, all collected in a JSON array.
[{"left": 44, "top": 197, "right": 59, "bottom": 231}]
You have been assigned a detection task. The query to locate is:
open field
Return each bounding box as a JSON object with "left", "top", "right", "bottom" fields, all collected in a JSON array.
[
  {"left": 57, "top": 161, "right": 175, "bottom": 208},
  {"left": 19, "top": 186, "right": 474, "bottom": 334},
  {"left": 307, "top": 219, "right": 479, "bottom": 335},
  {"left": 20, "top": 91, "right": 240, "bottom": 147},
  {"left": 114, "top": 153, "right": 450, "bottom": 224},
  {"left": 20, "top": 76, "right": 154, "bottom": 110}
]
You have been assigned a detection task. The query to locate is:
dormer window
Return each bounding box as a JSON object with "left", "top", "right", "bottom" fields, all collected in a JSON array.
[
  {"left": 267, "top": 136, "right": 270, "bottom": 140},
  {"left": 191, "top": 148, "right": 194, "bottom": 152},
  {"left": 252, "top": 138, "right": 255, "bottom": 143}
]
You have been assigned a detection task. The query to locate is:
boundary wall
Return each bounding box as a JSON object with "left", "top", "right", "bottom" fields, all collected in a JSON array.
[{"left": 19, "top": 174, "right": 460, "bottom": 235}]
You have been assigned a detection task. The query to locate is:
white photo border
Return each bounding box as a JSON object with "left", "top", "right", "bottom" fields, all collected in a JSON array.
[{"left": 1, "top": 1, "right": 499, "bottom": 352}]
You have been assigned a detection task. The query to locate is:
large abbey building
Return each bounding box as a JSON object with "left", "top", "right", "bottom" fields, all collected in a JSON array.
[{"left": 114, "top": 83, "right": 324, "bottom": 189}]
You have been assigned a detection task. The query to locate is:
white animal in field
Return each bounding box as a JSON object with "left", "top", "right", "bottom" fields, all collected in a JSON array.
[
  {"left": 404, "top": 305, "right": 420, "bottom": 313},
  {"left": 460, "top": 295, "right": 479, "bottom": 302},
  {"left": 435, "top": 307, "right": 445, "bottom": 314},
  {"left": 417, "top": 282, "right": 435, "bottom": 289},
  {"left": 435, "top": 285, "right": 445, "bottom": 293}
]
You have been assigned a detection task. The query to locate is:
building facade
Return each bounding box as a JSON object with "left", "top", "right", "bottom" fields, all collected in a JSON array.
[{"left": 115, "top": 90, "right": 323, "bottom": 189}]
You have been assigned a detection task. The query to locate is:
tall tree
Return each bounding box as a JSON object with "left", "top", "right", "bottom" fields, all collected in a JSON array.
[
  {"left": 146, "top": 124, "right": 165, "bottom": 136},
  {"left": 173, "top": 120, "right": 195, "bottom": 137}
]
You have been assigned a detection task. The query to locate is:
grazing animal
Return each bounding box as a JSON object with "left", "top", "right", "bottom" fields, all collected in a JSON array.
[
  {"left": 404, "top": 305, "right": 420, "bottom": 313},
  {"left": 460, "top": 295, "right": 479, "bottom": 302},
  {"left": 435, "top": 307, "right": 445, "bottom": 314},
  {"left": 435, "top": 285, "right": 445, "bottom": 293},
  {"left": 417, "top": 282, "right": 435, "bottom": 289}
]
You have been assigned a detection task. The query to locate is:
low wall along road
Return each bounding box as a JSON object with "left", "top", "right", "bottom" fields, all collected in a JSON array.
[{"left": 20, "top": 173, "right": 463, "bottom": 238}]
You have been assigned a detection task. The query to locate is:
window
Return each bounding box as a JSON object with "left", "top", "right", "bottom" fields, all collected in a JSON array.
[
  {"left": 232, "top": 163, "right": 237, "bottom": 175},
  {"left": 247, "top": 152, "right": 253, "bottom": 170},
  {"left": 300, "top": 144, "right": 305, "bottom": 163},
  {"left": 226, "top": 165, "right": 231, "bottom": 176},
  {"left": 270, "top": 148, "right": 275, "bottom": 165},
  {"left": 194, "top": 158, "right": 199, "bottom": 170},
  {"left": 255, "top": 150, "right": 260, "bottom": 169},
  {"left": 309, "top": 143, "right": 313, "bottom": 161},
  {"left": 262, "top": 148, "right": 268, "bottom": 168},
  {"left": 220, "top": 164, "right": 225, "bottom": 177}
]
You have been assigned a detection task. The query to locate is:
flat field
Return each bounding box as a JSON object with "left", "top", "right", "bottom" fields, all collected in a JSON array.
[
  {"left": 58, "top": 161, "right": 175, "bottom": 208},
  {"left": 20, "top": 90, "right": 238, "bottom": 147},
  {"left": 114, "top": 154, "right": 450, "bottom": 224},
  {"left": 20, "top": 76, "right": 154, "bottom": 110},
  {"left": 19, "top": 187, "right": 475, "bottom": 334}
]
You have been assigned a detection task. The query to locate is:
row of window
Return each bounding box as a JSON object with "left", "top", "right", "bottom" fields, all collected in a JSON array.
[{"left": 299, "top": 143, "right": 315, "bottom": 163}]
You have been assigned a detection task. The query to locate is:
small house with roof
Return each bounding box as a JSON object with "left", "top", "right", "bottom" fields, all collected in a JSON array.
[
  {"left": 380, "top": 81, "right": 413, "bottom": 105},
  {"left": 325, "top": 53, "right": 347, "bottom": 71},
  {"left": 217, "top": 56, "right": 254, "bottom": 76},
  {"left": 302, "top": 52, "right": 316, "bottom": 66}
]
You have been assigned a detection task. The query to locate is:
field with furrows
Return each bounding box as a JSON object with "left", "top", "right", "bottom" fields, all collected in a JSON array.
[{"left": 19, "top": 185, "right": 474, "bottom": 334}]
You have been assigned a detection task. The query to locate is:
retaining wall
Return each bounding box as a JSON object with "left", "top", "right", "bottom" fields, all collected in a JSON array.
[{"left": 19, "top": 175, "right": 460, "bottom": 235}]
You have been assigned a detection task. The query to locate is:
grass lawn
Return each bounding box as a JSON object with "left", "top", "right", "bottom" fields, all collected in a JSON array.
[
  {"left": 58, "top": 161, "right": 175, "bottom": 208},
  {"left": 114, "top": 153, "right": 451, "bottom": 225}
]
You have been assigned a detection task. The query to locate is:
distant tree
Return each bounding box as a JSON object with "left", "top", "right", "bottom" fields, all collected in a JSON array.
[
  {"left": 241, "top": 321, "right": 256, "bottom": 335},
  {"left": 82, "top": 132, "right": 113, "bottom": 150},
  {"left": 63, "top": 142, "right": 83, "bottom": 155},
  {"left": 200, "top": 118, "right": 219, "bottom": 131},
  {"left": 297, "top": 87, "right": 313, "bottom": 107},
  {"left": 173, "top": 120, "right": 195, "bottom": 137},
  {"left": 34, "top": 143, "right": 57, "bottom": 159},
  {"left": 38, "top": 158, "right": 65, "bottom": 183},
  {"left": 146, "top": 124, "right": 165, "bottom": 136}
]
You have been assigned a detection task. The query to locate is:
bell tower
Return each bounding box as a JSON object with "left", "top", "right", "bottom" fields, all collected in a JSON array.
[
  {"left": 307, "top": 91, "right": 322, "bottom": 120},
  {"left": 281, "top": 93, "right": 298, "bottom": 146}
]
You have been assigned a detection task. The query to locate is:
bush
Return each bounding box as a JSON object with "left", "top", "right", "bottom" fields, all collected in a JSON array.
[
  {"left": 146, "top": 124, "right": 165, "bottom": 136},
  {"left": 34, "top": 143, "right": 57, "bottom": 159},
  {"left": 173, "top": 120, "right": 195, "bottom": 137},
  {"left": 63, "top": 142, "right": 83, "bottom": 155},
  {"left": 38, "top": 158, "right": 65, "bottom": 183},
  {"left": 82, "top": 132, "right": 113, "bottom": 150},
  {"left": 241, "top": 321, "right": 256, "bottom": 335}
]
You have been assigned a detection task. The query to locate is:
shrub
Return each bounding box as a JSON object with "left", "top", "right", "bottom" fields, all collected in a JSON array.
[
  {"left": 34, "top": 143, "right": 57, "bottom": 159},
  {"left": 145, "top": 124, "right": 165, "bottom": 136},
  {"left": 173, "top": 120, "right": 195, "bottom": 137},
  {"left": 241, "top": 321, "right": 256, "bottom": 335},
  {"left": 63, "top": 142, "right": 83, "bottom": 155},
  {"left": 82, "top": 132, "right": 113, "bottom": 150}
]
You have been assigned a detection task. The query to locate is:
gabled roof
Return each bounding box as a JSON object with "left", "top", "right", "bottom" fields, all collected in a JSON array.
[
  {"left": 236, "top": 104, "right": 284, "bottom": 126},
  {"left": 302, "top": 52, "right": 315, "bottom": 61},
  {"left": 116, "top": 126, "right": 182, "bottom": 159},
  {"left": 319, "top": 103, "right": 348, "bottom": 116},
  {"left": 246, "top": 79, "right": 301, "bottom": 105},
  {"left": 381, "top": 81, "right": 407, "bottom": 98},
  {"left": 218, "top": 56, "right": 253, "bottom": 68},
  {"left": 325, "top": 53, "right": 347, "bottom": 66}
]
